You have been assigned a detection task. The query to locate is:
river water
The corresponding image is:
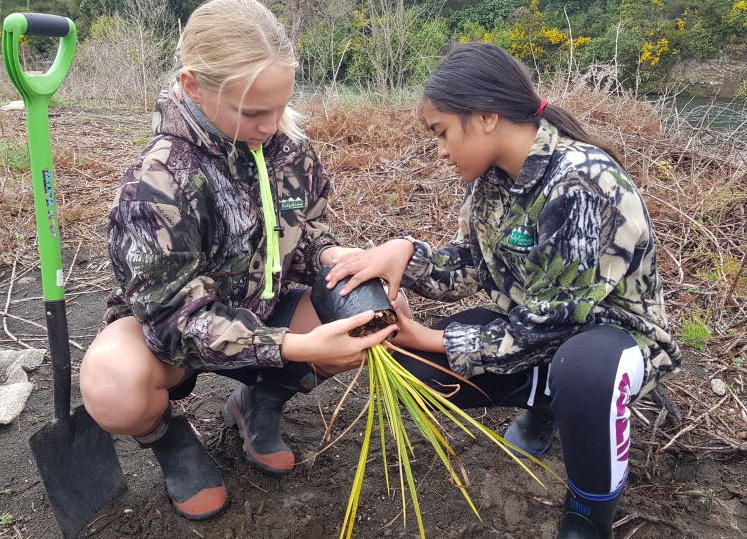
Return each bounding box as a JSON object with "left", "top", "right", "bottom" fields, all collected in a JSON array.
[
  {"left": 667, "top": 96, "right": 747, "bottom": 152},
  {"left": 673, "top": 96, "right": 747, "bottom": 131}
]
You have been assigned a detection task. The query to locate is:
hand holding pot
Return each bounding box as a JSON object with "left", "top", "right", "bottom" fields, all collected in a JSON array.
[
  {"left": 323, "top": 239, "right": 415, "bottom": 303},
  {"left": 282, "top": 311, "right": 397, "bottom": 376},
  {"left": 389, "top": 306, "right": 445, "bottom": 354}
]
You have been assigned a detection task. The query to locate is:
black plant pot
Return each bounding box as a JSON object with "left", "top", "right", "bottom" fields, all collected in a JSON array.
[{"left": 311, "top": 265, "right": 397, "bottom": 337}]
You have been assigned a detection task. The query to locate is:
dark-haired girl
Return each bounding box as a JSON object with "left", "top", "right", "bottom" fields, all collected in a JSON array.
[{"left": 326, "top": 42, "right": 680, "bottom": 539}]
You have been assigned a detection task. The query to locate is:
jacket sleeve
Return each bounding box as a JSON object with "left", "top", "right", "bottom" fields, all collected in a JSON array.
[
  {"left": 400, "top": 184, "right": 482, "bottom": 300},
  {"left": 108, "top": 145, "right": 287, "bottom": 371},
  {"left": 443, "top": 171, "right": 641, "bottom": 378}
]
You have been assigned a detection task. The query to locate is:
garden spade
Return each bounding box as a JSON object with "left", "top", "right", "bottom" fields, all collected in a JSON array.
[{"left": 2, "top": 13, "right": 127, "bottom": 538}]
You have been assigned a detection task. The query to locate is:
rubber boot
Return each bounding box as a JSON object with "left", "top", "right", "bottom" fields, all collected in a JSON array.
[
  {"left": 223, "top": 366, "right": 324, "bottom": 476},
  {"left": 556, "top": 490, "right": 619, "bottom": 539},
  {"left": 135, "top": 407, "right": 228, "bottom": 520},
  {"left": 504, "top": 408, "right": 557, "bottom": 457}
]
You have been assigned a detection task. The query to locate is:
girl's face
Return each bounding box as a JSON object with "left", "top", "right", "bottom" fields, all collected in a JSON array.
[
  {"left": 182, "top": 64, "right": 295, "bottom": 150},
  {"left": 422, "top": 99, "right": 499, "bottom": 183}
]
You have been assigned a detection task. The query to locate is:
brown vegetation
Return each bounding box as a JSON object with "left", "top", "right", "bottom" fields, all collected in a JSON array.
[{"left": 2, "top": 80, "right": 747, "bottom": 449}]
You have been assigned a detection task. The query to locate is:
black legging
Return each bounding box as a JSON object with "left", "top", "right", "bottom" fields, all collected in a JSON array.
[{"left": 392, "top": 308, "right": 644, "bottom": 498}]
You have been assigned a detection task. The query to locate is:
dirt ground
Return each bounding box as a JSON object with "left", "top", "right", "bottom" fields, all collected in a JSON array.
[{"left": 1, "top": 104, "right": 746, "bottom": 539}]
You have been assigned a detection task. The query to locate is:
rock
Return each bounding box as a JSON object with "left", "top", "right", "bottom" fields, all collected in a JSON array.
[
  {"left": 1, "top": 100, "right": 25, "bottom": 111},
  {"left": 0, "top": 349, "right": 46, "bottom": 425},
  {"left": 666, "top": 57, "right": 747, "bottom": 98},
  {"left": 710, "top": 378, "right": 727, "bottom": 396}
]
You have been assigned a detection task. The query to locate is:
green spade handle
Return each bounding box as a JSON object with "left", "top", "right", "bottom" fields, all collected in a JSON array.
[
  {"left": 2, "top": 13, "right": 77, "bottom": 302},
  {"left": 3, "top": 13, "right": 77, "bottom": 419}
]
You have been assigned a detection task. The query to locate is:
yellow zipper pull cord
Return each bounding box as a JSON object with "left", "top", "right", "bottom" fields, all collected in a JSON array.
[{"left": 250, "top": 145, "right": 281, "bottom": 300}]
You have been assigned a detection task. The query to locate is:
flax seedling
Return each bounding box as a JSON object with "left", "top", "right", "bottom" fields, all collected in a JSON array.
[
  {"left": 336, "top": 342, "right": 564, "bottom": 539},
  {"left": 308, "top": 269, "right": 562, "bottom": 537}
]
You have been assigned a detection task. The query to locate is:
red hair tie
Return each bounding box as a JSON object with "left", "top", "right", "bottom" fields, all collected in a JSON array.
[{"left": 536, "top": 99, "right": 548, "bottom": 116}]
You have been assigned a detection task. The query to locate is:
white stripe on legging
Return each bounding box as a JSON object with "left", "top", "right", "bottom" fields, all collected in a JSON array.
[
  {"left": 526, "top": 365, "right": 540, "bottom": 406},
  {"left": 607, "top": 345, "right": 644, "bottom": 492}
]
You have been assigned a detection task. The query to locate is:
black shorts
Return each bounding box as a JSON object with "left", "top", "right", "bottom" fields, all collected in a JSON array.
[
  {"left": 264, "top": 287, "right": 307, "bottom": 328},
  {"left": 167, "top": 287, "right": 308, "bottom": 400}
]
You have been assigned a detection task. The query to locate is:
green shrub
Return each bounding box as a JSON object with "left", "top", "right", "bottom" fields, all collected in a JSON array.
[
  {"left": 681, "top": 310, "right": 712, "bottom": 351},
  {"left": 0, "top": 140, "right": 30, "bottom": 172}
]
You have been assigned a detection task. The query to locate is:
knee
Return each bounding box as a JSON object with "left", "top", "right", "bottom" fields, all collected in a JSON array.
[
  {"left": 549, "top": 331, "right": 614, "bottom": 400},
  {"left": 549, "top": 327, "right": 643, "bottom": 407},
  {"left": 80, "top": 348, "right": 152, "bottom": 432},
  {"left": 80, "top": 318, "right": 173, "bottom": 433},
  {"left": 547, "top": 341, "right": 578, "bottom": 401},
  {"left": 80, "top": 343, "right": 133, "bottom": 407}
]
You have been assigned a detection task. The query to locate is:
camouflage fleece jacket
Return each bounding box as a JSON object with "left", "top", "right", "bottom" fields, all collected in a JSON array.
[
  {"left": 105, "top": 86, "right": 338, "bottom": 371},
  {"left": 401, "top": 119, "right": 680, "bottom": 397}
]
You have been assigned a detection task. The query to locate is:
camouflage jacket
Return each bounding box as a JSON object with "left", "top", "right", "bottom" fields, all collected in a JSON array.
[
  {"left": 401, "top": 119, "right": 680, "bottom": 396},
  {"left": 105, "top": 86, "right": 338, "bottom": 370}
]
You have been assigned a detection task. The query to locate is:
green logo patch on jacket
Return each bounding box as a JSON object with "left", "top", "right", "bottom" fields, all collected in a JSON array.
[
  {"left": 281, "top": 197, "right": 305, "bottom": 211},
  {"left": 508, "top": 226, "right": 535, "bottom": 247}
]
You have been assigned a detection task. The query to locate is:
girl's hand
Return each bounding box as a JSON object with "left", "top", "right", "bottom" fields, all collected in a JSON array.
[
  {"left": 325, "top": 239, "right": 415, "bottom": 303},
  {"left": 319, "top": 246, "right": 362, "bottom": 266},
  {"left": 282, "top": 310, "right": 398, "bottom": 376},
  {"left": 389, "top": 306, "right": 445, "bottom": 354}
]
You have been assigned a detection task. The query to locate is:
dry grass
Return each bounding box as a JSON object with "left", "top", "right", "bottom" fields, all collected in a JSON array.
[
  {"left": 1, "top": 79, "right": 746, "bottom": 461},
  {"left": 300, "top": 88, "right": 747, "bottom": 459}
]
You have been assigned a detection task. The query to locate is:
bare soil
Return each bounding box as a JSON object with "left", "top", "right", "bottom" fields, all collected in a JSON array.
[{"left": 1, "top": 102, "right": 746, "bottom": 539}]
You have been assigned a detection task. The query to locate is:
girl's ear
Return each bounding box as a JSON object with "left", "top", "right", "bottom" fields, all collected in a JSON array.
[
  {"left": 480, "top": 112, "right": 500, "bottom": 134},
  {"left": 180, "top": 70, "right": 202, "bottom": 104}
]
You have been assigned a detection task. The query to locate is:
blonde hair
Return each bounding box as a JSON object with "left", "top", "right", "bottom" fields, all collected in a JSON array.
[{"left": 178, "top": 0, "right": 304, "bottom": 140}]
